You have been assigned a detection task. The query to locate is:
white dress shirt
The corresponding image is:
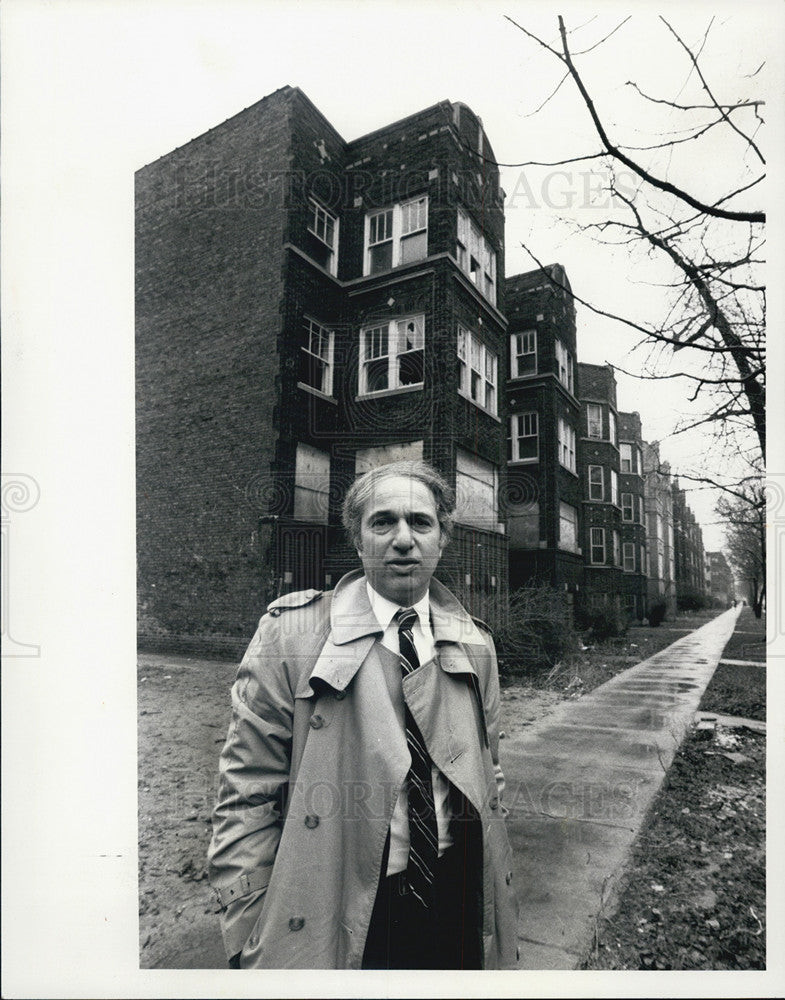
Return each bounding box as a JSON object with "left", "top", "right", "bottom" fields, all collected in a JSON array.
[{"left": 365, "top": 582, "right": 454, "bottom": 875}]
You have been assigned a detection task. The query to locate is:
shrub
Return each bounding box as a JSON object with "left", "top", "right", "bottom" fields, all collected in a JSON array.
[
  {"left": 495, "top": 583, "right": 581, "bottom": 677},
  {"left": 582, "top": 607, "right": 628, "bottom": 642},
  {"left": 677, "top": 587, "right": 707, "bottom": 612},
  {"left": 648, "top": 601, "right": 667, "bottom": 626}
]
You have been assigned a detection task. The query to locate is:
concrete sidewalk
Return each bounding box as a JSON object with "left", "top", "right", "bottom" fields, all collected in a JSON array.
[{"left": 502, "top": 606, "right": 743, "bottom": 969}]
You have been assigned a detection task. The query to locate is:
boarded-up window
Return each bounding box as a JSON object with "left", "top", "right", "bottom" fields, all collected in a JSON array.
[
  {"left": 354, "top": 440, "right": 424, "bottom": 475},
  {"left": 455, "top": 449, "right": 499, "bottom": 532},
  {"left": 294, "top": 444, "right": 330, "bottom": 523}
]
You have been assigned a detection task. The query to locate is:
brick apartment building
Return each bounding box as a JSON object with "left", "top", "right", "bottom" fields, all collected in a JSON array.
[
  {"left": 578, "top": 363, "right": 624, "bottom": 614},
  {"left": 504, "top": 266, "right": 583, "bottom": 613},
  {"left": 643, "top": 441, "right": 677, "bottom": 617},
  {"left": 137, "top": 86, "right": 509, "bottom": 640},
  {"left": 137, "top": 86, "right": 711, "bottom": 643},
  {"left": 618, "top": 411, "right": 648, "bottom": 620},
  {"left": 671, "top": 479, "right": 707, "bottom": 607},
  {"left": 706, "top": 550, "right": 735, "bottom": 607}
]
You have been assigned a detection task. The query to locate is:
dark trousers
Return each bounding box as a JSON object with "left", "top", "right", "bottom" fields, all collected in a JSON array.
[{"left": 361, "top": 837, "right": 482, "bottom": 970}]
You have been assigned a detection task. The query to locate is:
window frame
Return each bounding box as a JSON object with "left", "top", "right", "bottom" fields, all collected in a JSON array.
[
  {"left": 299, "top": 317, "right": 335, "bottom": 397},
  {"left": 622, "top": 542, "right": 635, "bottom": 572},
  {"left": 587, "top": 402, "right": 602, "bottom": 439},
  {"left": 621, "top": 492, "right": 634, "bottom": 522},
  {"left": 358, "top": 315, "right": 425, "bottom": 397},
  {"left": 456, "top": 208, "right": 496, "bottom": 304},
  {"left": 609, "top": 409, "right": 617, "bottom": 446},
  {"left": 307, "top": 197, "right": 339, "bottom": 275},
  {"left": 458, "top": 326, "right": 498, "bottom": 416},
  {"left": 613, "top": 530, "right": 621, "bottom": 567},
  {"left": 508, "top": 411, "right": 538, "bottom": 463},
  {"left": 555, "top": 338, "right": 574, "bottom": 393},
  {"left": 588, "top": 464, "right": 604, "bottom": 501},
  {"left": 611, "top": 469, "right": 619, "bottom": 506},
  {"left": 620, "top": 442, "right": 633, "bottom": 473},
  {"left": 590, "top": 527, "right": 606, "bottom": 564},
  {"left": 364, "top": 197, "right": 429, "bottom": 275},
  {"left": 510, "top": 330, "right": 537, "bottom": 378},
  {"left": 558, "top": 417, "right": 576, "bottom": 473}
]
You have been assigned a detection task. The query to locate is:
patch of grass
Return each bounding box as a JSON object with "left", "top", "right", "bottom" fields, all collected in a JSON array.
[
  {"left": 700, "top": 661, "right": 766, "bottom": 722},
  {"left": 720, "top": 608, "right": 767, "bottom": 662}
]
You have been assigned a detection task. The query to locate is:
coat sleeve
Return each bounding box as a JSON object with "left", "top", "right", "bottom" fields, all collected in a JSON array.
[
  {"left": 477, "top": 628, "right": 506, "bottom": 808},
  {"left": 207, "top": 615, "right": 296, "bottom": 962}
]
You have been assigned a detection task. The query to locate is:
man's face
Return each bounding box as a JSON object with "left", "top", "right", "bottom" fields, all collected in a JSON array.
[{"left": 356, "top": 475, "right": 446, "bottom": 606}]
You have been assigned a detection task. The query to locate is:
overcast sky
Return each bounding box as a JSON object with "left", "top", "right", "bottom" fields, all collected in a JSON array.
[
  {"left": 2, "top": 3, "right": 783, "bottom": 994},
  {"left": 4, "top": 0, "right": 781, "bottom": 560}
]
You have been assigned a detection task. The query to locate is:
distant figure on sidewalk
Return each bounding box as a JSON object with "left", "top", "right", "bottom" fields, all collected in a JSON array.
[{"left": 207, "top": 460, "right": 518, "bottom": 969}]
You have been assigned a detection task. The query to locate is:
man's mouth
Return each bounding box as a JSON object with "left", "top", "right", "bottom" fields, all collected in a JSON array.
[{"left": 387, "top": 559, "right": 419, "bottom": 569}]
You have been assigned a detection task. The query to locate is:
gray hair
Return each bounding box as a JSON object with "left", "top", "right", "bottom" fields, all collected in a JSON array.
[{"left": 342, "top": 460, "right": 455, "bottom": 549}]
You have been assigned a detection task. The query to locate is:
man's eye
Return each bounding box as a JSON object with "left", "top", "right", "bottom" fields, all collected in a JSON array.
[
  {"left": 371, "top": 517, "right": 392, "bottom": 528},
  {"left": 413, "top": 517, "right": 433, "bottom": 529}
]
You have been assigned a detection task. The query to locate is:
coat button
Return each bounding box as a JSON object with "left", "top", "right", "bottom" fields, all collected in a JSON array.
[
  {"left": 309, "top": 713, "right": 324, "bottom": 729},
  {"left": 288, "top": 916, "right": 305, "bottom": 932},
  {"left": 506, "top": 871, "right": 513, "bottom": 885},
  {"left": 334, "top": 690, "right": 346, "bottom": 701},
  {"left": 304, "top": 814, "right": 320, "bottom": 829}
]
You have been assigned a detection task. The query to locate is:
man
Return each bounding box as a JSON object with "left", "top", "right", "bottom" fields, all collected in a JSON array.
[{"left": 208, "top": 460, "right": 518, "bottom": 969}]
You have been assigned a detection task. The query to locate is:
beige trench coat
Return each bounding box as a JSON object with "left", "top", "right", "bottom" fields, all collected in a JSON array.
[{"left": 207, "top": 569, "right": 519, "bottom": 969}]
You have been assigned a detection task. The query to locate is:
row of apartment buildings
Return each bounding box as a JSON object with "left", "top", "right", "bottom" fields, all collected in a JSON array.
[{"left": 136, "top": 87, "right": 714, "bottom": 642}]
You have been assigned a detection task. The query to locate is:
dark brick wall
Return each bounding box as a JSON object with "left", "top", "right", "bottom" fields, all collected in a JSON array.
[{"left": 136, "top": 87, "right": 295, "bottom": 636}]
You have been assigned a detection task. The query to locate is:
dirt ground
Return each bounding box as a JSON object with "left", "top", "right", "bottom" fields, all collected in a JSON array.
[
  {"left": 583, "top": 726, "right": 765, "bottom": 971},
  {"left": 137, "top": 652, "right": 565, "bottom": 969}
]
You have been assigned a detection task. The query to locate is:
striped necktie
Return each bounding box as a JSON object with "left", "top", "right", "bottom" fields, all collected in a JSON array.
[{"left": 396, "top": 607, "right": 438, "bottom": 908}]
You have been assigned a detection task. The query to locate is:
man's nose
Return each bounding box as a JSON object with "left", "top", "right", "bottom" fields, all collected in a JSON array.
[{"left": 392, "top": 518, "right": 414, "bottom": 548}]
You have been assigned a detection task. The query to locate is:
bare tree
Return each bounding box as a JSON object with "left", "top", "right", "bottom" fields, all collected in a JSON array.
[
  {"left": 502, "top": 14, "right": 766, "bottom": 462},
  {"left": 716, "top": 480, "right": 765, "bottom": 617}
]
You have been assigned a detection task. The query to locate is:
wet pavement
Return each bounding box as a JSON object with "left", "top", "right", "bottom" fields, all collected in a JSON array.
[{"left": 501, "top": 605, "right": 743, "bottom": 969}]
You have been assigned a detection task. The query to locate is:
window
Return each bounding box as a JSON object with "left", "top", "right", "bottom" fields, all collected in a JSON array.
[
  {"left": 638, "top": 495, "right": 645, "bottom": 524},
  {"left": 587, "top": 403, "right": 602, "bottom": 438},
  {"left": 299, "top": 318, "right": 334, "bottom": 396},
  {"left": 359, "top": 316, "right": 424, "bottom": 395},
  {"left": 613, "top": 530, "right": 621, "bottom": 567},
  {"left": 456, "top": 208, "right": 496, "bottom": 304},
  {"left": 455, "top": 450, "right": 500, "bottom": 531},
  {"left": 589, "top": 465, "right": 604, "bottom": 501},
  {"left": 611, "top": 469, "right": 619, "bottom": 506},
  {"left": 458, "top": 326, "right": 497, "bottom": 415},
  {"left": 365, "top": 197, "right": 428, "bottom": 275},
  {"left": 623, "top": 542, "right": 635, "bottom": 573},
  {"left": 307, "top": 198, "right": 338, "bottom": 275},
  {"left": 508, "top": 412, "right": 538, "bottom": 462},
  {"left": 555, "top": 339, "right": 574, "bottom": 393},
  {"left": 609, "top": 410, "right": 617, "bottom": 445},
  {"left": 559, "top": 502, "right": 579, "bottom": 553},
  {"left": 590, "top": 527, "right": 606, "bottom": 564},
  {"left": 510, "top": 331, "right": 536, "bottom": 377},
  {"left": 620, "top": 442, "right": 632, "bottom": 473},
  {"left": 637, "top": 446, "right": 644, "bottom": 474},
  {"left": 624, "top": 594, "right": 637, "bottom": 617},
  {"left": 640, "top": 544, "right": 647, "bottom": 576},
  {"left": 558, "top": 418, "right": 576, "bottom": 472},
  {"left": 621, "top": 492, "right": 634, "bottom": 521},
  {"left": 293, "top": 444, "right": 330, "bottom": 523}
]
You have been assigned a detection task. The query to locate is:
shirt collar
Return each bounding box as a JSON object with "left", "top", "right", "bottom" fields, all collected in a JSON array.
[{"left": 365, "top": 581, "right": 430, "bottom": 633}]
